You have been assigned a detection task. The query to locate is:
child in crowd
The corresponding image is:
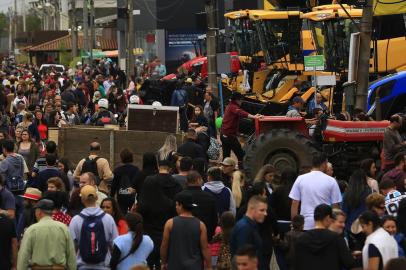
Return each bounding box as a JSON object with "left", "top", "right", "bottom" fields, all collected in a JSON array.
[{"left": 210, "top": 211, "right": 236, "bottom": 270}]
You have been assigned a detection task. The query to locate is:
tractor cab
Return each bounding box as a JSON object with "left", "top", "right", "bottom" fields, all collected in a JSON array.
[
  {"left": 224, "top": 10, "right": 263, "bottom": 57},
  {"left": 303, "top": 5, "right": 361, "bottom": 72},
  {"left": 303, "top": 4, "right": 406, "bottom": 74},
  {"left": 367, "top": 71, "right": 406, "bottom": 120}
]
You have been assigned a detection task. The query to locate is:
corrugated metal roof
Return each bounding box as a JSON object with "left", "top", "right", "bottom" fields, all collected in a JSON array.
[{"left": 27, "top": 35, "right": 117, "bottom": 52}]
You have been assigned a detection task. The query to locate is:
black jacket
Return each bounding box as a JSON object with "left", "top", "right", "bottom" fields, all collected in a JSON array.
[
  {"left": 148, "top": 173, "right": 182, "bottom": 200},
  {"left": 294, "top": 229, "right": 356, "bottom": 270},
  {"left": 111, "top": 163, "right": 140, "bottom": 197},
  {"left": 180, "top": 186, "right": 218, "bottom": 240},
  {"left": 177, "top": 139, "right": 206, "bottom": 160}
]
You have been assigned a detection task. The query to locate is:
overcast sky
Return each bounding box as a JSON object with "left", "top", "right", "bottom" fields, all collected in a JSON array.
[{"left": 0, "top": 0, "right": 13, "bottom": 13}]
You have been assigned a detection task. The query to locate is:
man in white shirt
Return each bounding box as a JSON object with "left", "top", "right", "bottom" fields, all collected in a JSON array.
[{"left": 289, "top": 153, "right": 342, "bottom": 230}]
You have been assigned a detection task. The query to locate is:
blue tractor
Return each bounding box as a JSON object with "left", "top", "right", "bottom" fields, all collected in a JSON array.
[{"left": 367, "top": 71, "right": 406, "bottom": 119}]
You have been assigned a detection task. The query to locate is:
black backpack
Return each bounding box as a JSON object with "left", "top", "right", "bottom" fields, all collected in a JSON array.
[
  {"left": 78, "top": 213, "right": 108, "bottom": 264},
  {"left": 81, "top": 157, "right": 100, "bottom": 184},
  {"left": 6, "top": 155, "right": 25, "bottom": 192}
]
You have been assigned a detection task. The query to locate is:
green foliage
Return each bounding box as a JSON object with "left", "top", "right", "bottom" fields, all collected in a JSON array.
[
  {"left": 26, "top": 12, "right": 41, "bottom": 32},
  {"left": 58, "top": 43, "right": 72, "bottom": 66},
  {"left": 0, "top": 13, "right": 8, "bottom": 37}
]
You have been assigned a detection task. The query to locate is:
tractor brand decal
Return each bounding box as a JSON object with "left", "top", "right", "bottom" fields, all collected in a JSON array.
[{"left": 325, "top": 126, "right": 386, "bottom": 134}]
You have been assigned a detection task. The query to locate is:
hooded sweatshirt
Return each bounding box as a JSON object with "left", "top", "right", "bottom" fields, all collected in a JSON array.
[
  {"left": 294, "top": 228, "right": 355, "bottom": 270},
  {"left": 203, "top": 181, "right": 236, "bottom": 216},
  {"left": 69, "top": 207, "right": 118, "bottom": 270}
]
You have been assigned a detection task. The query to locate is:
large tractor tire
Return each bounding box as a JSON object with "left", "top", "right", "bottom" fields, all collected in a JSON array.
[{"left": 244, "top": 129, "right": 319, "bottom": 180}]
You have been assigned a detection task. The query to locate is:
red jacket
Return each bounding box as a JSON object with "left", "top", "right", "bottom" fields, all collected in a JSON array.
[{"left": 221, "top": 100, "right": 249, "bottom": 136}]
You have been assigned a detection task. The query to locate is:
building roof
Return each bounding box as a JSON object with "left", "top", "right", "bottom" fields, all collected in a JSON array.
[{"left": 26, "top": 35, "right": 117, "bottom": 52}]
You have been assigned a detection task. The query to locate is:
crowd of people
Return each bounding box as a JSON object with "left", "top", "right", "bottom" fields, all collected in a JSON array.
[{"left": 1, "top": 57, "right": 406, "bottom": 270}]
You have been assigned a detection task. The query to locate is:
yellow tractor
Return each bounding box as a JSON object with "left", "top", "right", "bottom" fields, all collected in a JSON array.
[
  {"left": 223, "top": 9, "right": 327, "bottom": 108},
  {"left": 304, "top": 4, "right": 406, "bottom": 74}
]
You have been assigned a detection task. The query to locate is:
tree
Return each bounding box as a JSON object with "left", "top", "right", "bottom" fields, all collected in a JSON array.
[
  {"left": 0, "top": 12, "right": 8, "bottom": 37},
  {"left": 26, "top": 12, "right": 41, "bottom": 32}
]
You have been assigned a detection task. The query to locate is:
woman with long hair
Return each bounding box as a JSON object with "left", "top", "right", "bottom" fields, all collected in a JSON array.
[
  {"left": 254, "top": 164, "right": 277, "bottom": 200},
  {"left": 17, "top": 129, "right": 39, "bottom": 171},
  {"left": 360, "top": 158, "right": 379, "bottom": 192},
  {"left": 157, "top": 134, "right": 177, "bottom": 163},
  {"left": 34, "top": 109, "right": 48, "bottom": 141},
  {"left": 189, "top": 105, "right": 208, "bottom": 128},
  {"left": 132, "top": 152, "right": 158, "bottom": 199},
  {"left": 101, "top": 197, "right": 129, "bottom": 235},
  {"left": 231, "top": 170, "right": 249, "bottom": 210},
  {"left": 110, "top": 212, "right": 154, "bottom": 270},
  {"left": 342, "top": 169, "right": 372, "bottom": 231}
]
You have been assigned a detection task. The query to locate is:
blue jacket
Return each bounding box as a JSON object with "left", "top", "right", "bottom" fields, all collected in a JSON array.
[{"left": 230, "top": 216, "right": 263, "bottom": 266}]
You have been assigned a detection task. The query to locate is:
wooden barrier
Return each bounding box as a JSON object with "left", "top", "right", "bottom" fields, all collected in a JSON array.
[{"left": 56, "top": 126, "right": 182, "bottom": 168}]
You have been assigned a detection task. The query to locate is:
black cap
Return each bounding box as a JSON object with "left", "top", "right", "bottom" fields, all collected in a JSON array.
[
  {"left": 175, "top": 192, "right": 197, "bottom": 210},
  {"left": 33, "top": 199, "right": 55, "bottom": 211}
]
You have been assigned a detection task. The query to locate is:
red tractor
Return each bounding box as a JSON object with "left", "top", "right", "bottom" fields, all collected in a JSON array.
[{"left": 243, "top": 117, "right": 389, "bottom": 180}]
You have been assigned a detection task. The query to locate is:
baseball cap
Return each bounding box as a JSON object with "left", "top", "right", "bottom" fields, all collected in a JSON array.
[
  {"left": 221, "top": 157, "right": 237, "bottom": 168},
  {"left": 33, "top": 199, "right": 55, "bottom": 211},
  {"left": 98, "top": 98, "right": 109, "bottom": 109},
  {"left": 185, "top": 78, "right": 193, "bottom": 83},
  {"left": 20, "top": 187, "right": 42, "bottom": 201},
  {"left": 80, "top": 185, "right": 97, "bottom": 200},
  {"left": 175, "top": 192, "right": 197, "bottom": 210},
  {"left": 292, "top": 96, "right": 305, "bottom": 104}
]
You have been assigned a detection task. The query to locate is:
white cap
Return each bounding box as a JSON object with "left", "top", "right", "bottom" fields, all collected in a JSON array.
[
  {"left": 152, "top": 101, "right": 162, "bottom": 106},
  {"left": 129, "top": 95, "right": 140, "bottom": 104},
  {"left": 77, "top": 61, "right": 82, "bottom": 66},
  {"left": 98, "top": 98, "right": 109, "bottom": 109}
]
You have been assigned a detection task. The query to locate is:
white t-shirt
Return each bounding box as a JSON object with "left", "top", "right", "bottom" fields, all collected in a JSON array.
[{"left": 289, "top": 170, "right": 342, "bottom": 230}]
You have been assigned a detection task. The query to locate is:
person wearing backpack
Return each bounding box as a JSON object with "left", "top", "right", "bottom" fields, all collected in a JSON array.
[
  {"left": 203, "top": 167, "right": 236, "bottom": 217},
  {"left": 0, "top": 139, "right": 27, "bottom": 223},
  {"left": 74, "top": 141, "right": 113, "bottom": 194},
  {"left": 69, "top": 185, "right": 118, "bottom": 270},
  {"left": 110, "top": 149, "right": 140, "bottom": 214},
  {"left": 90, "top": 98, "right": 118, "bottom": 126}
]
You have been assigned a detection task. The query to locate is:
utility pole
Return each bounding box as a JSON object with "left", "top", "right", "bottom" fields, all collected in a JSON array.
[
  {"left": 90, "top": 0, "right": 95, "bottom": 65},
  {"left": 205, "top": 0, "right": 218, "bottom": 96},
  {"left": 22, "top": 0, "right": 26, "bottom": 32},
  {"left": 8, "top": 7, "right": 13, "bottom": 53},
  {"left": 117, "top": 0, "right": 127, "bottom": 73},
  {"left": 355, "top": 0, "right": 373, "bottom": 111},
  {"left": 127, "top": 0, "right": 135, "bottom": 77},
  {"left": 70, "top": 0, "right": 78, "bottom": 58},
  {"left": 13, "top": 0, "right": 17, "bottom": 55},
  {"left": 82, "top": 0, "right": 89, "bottom": 64}
]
